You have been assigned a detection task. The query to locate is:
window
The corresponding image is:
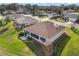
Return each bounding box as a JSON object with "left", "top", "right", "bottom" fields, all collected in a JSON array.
[
  {"left": 19, "top": 32, "right": 25, "bottom": 37},
  {"left": 40, "top": 37, "right": 46, "bottom": 42},
  {"left": 31, "top": 33, "right": 39, "bottom": 39},
  {"left": 25, "top": 31, "right": 29, "bottom": 35}
]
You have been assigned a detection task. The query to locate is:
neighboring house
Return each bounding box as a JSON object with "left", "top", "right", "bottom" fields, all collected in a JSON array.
[
  {"left": 75, "top": 19, "right": 79, "bottom": 24},
  {"left": 47, "top": 11, "right": 61, "bottom": 19},
  {"left": 63, "top": 10, "right": 75, "bottom": 13},
  {"left": 23, "top": 21, "right": 64, "bottom": 46},
  {"left": 3, "top": 10, "right": 15, "bottom": 15},
  {"left": 65, "top": 12, "right": 79, "bottom": 22},
  {"left": 33, "top": 10, "right": 48, "bottom": 16},
  {"left": 16, "top": 8, "right": 32, "bottom": 14},
  {"left": 72, "top": 19, "right": 79, "bottom": 30},
  {"left": 7, "top": 14, "right": 20, "bottom": 21},
  {"left": 16, "top": 8, "right": 25, "bottom": 14},
  {"left": 24, "top": 10, "right": 32, "bottom": 14},
  {"left": 14, "top": 15, "right": 38, "bottom": 29}
]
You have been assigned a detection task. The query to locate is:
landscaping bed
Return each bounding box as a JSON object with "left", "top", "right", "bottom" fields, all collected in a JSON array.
[{"left": 0, "top": 26, "right": 8, "bottom": 35}]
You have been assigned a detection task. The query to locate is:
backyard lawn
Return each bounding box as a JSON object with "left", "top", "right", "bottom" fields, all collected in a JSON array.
[
  {"left": 0, "top": 22, "right": 36, "bottom": 56},
  {"left": 61, "top": 27, "right": 79, "bottom": 56}
]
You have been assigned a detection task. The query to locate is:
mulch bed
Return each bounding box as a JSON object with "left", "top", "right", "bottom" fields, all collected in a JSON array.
[{"left": 0, "top": 28, "right": 8, "bottom": 35}]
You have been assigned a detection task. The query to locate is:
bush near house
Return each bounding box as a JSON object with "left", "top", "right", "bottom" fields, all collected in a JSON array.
[{"left": 0, "top": 19, "right": 7, "bottom": 26}]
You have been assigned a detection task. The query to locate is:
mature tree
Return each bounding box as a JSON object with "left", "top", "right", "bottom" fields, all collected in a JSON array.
[
  {"left": 25, "top": 4, "right": 32, "bottom": 10},
  {"left": 68, "top": 4, "right": 78, "bottom": 11},
  {"left": 6, "top": 3, "right": 19, "bottom": 11},
  {"left": 0, "top": 4, "right": 6, "bottom": 13}
]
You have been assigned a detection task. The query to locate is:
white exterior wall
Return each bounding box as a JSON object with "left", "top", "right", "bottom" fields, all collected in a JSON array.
[
  {"left": 45, "top": 30, "right": 64, "bottom": 46},
  {"left": 27, "top": 34, "right": 46, "bottom": 45}
]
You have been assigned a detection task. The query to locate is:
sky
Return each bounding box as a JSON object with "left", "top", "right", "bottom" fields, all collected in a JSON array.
[
  {"left": 0, "top": 0, "right": 79, "bottom": 6},
  {"left": 30, "top": 3, "right": 79, "bottom": 6},
  {"left": 1, "top": 3, "right": 79, "bottom": 6},
  {"left": 0, "top": 0, "right": 79, "bottom": 4}
]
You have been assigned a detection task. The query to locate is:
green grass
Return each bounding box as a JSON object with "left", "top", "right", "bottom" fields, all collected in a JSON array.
[
  {"left": 52, "top": 27, "right": 79, "bottom": 56},
  {"left": 61, "top": 27, "right": 79, "bottom": 56},
  {"left": 50, "top": 18, "right": 65, "bottom": 22},
  {"left": 39, "top": 16, "right": 48, "bottom": 19},
  {"left": 0, "top": 22, "right": 35, "bottom": 56}
]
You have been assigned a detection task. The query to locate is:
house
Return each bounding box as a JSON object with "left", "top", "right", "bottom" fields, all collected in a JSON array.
[
  {"left": 33, "top": 10, "right": 48, "bottom": 16},
  {"left": 23, "top": 21, "right": 64, "bottom": 46},
  {"left": 16, "top": 8, "right": 25, "bottom": 14},
  {"left": 71, "top": 19, "right": 79, "bottom": 30},
  {"left": 7, "top": 14, "right": 20, "bottom": 21},
  {"left": 16, "top": 8, "right": 32, "bottom": 14},
  {"left": 24, "top": 10, "right": 32, "bottom": 15},
  {"left": 75, "top": 18, "right": 79, "bottom": 24},
  {"left": 47, "top": 12, "right": 61, "bottom": 19},
  {"left": 14, "top": 15, "right": 38, "bottom": 29},
  {"left": 3, "top": 10, "right": 15, "bottom": 15},
  {"left": 65, "top": 12, "right": 79, "bottom": 22}
]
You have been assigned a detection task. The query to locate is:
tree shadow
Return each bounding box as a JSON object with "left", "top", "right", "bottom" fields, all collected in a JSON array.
[{"left": 52, "top": 33, "right": 71, "bottom": 56}]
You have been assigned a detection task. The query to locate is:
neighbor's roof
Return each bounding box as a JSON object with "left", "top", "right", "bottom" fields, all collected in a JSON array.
[
  {"left": 75, "top": 19, "right": 79, "bottom": 23},
  {"left": 14, "top": 15, "right": 38, "bottom": 24},
  {"left": 65, "top": 13, "right": 78, "bottom": 18},
  {"left": 7, "top": 14, "right": 20, "bottom": 20},
  {"left": 24, "top": 21, "right": 64, "bottom": 39}
]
